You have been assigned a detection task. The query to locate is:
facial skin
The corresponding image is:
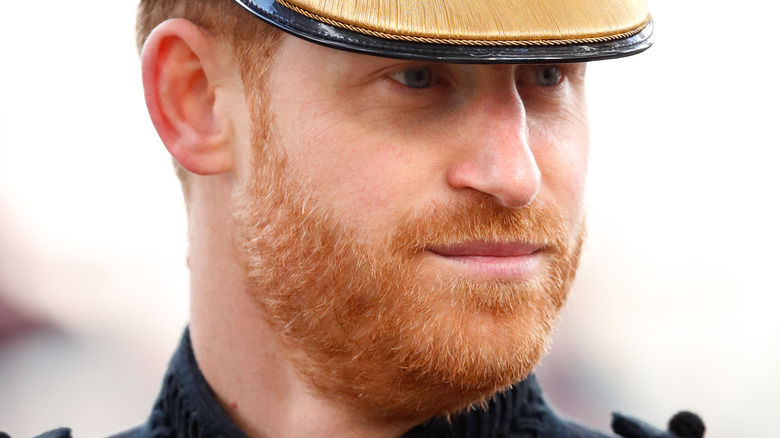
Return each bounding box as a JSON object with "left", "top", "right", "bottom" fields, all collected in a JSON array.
[
  {"left": 232, "top": 35, "right": 590, "bottom": 423},
  {"left": 142, "top": 21, "right": 590, "bottom": 437}
]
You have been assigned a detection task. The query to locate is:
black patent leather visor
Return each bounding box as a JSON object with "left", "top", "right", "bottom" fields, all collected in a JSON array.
[{"left": 232, "top": 0, "right": 653, "bottom": 63}]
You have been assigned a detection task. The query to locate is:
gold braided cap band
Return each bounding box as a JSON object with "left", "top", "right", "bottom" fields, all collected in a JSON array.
[
  {"left": 231, "top": 0, "right": 653, "bottom": 62},
  {"left": 279, "top": 0, "right": 649, "bottom": 45}
]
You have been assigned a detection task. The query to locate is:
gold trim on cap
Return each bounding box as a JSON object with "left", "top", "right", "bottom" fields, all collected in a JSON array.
[{"left": 277, "top": 0, "right": 650, "bottom": 46}]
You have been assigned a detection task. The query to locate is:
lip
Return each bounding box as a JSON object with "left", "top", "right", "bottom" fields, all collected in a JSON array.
[{"left": 425, "top": 241, "right": 544, "bottom": 280}]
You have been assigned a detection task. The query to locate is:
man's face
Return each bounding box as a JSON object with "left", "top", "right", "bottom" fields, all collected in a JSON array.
[{"left": 233, "top": 34, "right": 589, "bottom": 422}]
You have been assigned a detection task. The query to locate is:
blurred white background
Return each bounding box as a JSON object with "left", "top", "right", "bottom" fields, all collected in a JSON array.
[{"left": 1, "top": 1, "right": 778, "bottom": 437}]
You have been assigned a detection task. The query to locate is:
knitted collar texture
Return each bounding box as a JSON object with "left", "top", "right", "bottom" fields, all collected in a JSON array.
[{"left": 140, "top": 329, "right": 606, "bottom": 438}]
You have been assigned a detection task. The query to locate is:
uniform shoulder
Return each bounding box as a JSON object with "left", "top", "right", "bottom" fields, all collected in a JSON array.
[
  {"left": 30, "top": 428, "right": 72, "bottom": 438},
  {"left": 611, "top": 411, "right": 706, "bottom": 438}
]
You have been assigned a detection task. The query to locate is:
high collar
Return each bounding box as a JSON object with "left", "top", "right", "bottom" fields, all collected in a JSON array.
[{"left": 141, "top": 328, "right": 601, "bottom": 438}]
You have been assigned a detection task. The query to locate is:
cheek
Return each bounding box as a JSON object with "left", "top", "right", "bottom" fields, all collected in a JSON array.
[
  {"left": 275, "top": 112, "right": 436, "bottom": 229},
  {"left": 530, "top": 109, "right": 590, "bottom": 225}
]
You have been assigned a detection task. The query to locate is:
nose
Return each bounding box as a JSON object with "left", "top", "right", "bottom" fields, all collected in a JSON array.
[{"left": 445, "top": 96, "right": 541, "bottom": 209}]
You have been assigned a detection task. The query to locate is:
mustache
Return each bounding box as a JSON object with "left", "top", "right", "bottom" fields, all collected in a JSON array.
[{"left": 392, "top": 198, "right": 570, "bottom": 254}]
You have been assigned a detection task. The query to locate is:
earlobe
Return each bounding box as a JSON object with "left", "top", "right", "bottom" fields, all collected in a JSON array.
[{"left": 141, "top": 19, "right": 236, "bottom": 175}]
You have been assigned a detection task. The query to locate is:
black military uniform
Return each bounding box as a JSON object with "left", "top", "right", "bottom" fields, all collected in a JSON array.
[{"left": 30, "top": 329, "right": 703, "bottom": 438}]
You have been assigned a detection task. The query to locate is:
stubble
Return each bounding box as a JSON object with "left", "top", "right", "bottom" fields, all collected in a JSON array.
[{"left": 232, "top": 96, "right": 584, "bottom": 424}]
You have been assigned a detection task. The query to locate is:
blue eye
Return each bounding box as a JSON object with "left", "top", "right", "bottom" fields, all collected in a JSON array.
[
  {"left": 390, "top": 67, "right": 434, "bottom": 89},
  {"left": 536, "top": 66, "right": 562, "bottom": 86}
]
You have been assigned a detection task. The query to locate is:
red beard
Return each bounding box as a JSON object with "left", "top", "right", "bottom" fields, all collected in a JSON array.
[{"left": 233, "top": 113, "right": 583, "bottom": 424}]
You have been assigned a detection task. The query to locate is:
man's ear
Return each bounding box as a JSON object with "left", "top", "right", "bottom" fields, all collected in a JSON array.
[{"left": 141, "top": 19, "right": 237, "bottom": 175}]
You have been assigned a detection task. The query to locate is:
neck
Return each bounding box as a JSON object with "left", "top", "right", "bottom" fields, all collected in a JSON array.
[{"left": 186, "top": 175, "right": 412, "bottom": 438}]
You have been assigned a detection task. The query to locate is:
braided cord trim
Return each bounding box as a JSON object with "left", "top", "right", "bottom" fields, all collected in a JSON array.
[{"left": 276, "top": 0, "right": 650, "bottom": 47}]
